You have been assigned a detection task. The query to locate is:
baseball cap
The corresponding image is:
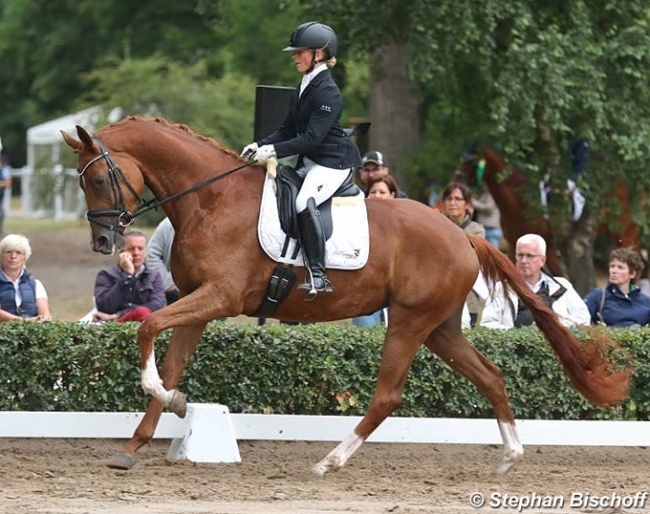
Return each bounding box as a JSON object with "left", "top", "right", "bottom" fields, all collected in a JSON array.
[{"left": 361, "top": 151, "right": 384, "bottom": 167}]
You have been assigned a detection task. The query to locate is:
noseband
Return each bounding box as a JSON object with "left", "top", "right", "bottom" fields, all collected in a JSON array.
[{"left": 78, "top": 136, "right": 142, "bottom": 232}]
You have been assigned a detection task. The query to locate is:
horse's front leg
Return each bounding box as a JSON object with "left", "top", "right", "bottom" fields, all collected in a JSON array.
[
  {"left": 108, "top": 323, "right": 206, "bottom": 469},
  {"left": 136, "top": 286, "right": 234, "bottom": 415}
]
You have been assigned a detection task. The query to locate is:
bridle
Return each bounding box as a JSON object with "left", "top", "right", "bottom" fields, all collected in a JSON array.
[
  {"left": 78, "top": 134, "right": 255, "bottom": 234},
  {"left": 78, "top": 136, "right": 142, "bottom": 232}
]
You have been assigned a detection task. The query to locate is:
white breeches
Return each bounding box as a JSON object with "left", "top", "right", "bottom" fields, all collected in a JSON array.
[{"left": 295, "top": 161, "right": 351, "bottom": 213}]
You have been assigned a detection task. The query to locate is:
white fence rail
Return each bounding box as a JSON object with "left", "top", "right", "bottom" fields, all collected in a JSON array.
[{"left": 0, "top": 409, "right": 647, "bottom": 444}]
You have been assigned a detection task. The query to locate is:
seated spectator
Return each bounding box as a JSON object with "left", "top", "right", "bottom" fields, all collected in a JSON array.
[
  {"left": 93, "top": 228, "right": 165, "bottom": 322},
  {"left": 358, "top": 151, "right": 409, "bottom": 198},
  {"left": 146, "top": 217, "right": 179, "bottom": 305},
  {"left": 441, "top": 182, "right": 485, "bottom": 325},
  {"left": 481, "top": 233, "right": 590, "bottom": 329},
  {"left": 366, "top": 175, "right": 400, "bottom": 200},
  {"left": 584, "top": 247, "right": 650, "bottom": 327},
  {"left": 0, "top": 234, "right": 51, "bottom": 322},
  {"left": 441, "top": 182, "right": 485, "bottom": 238}
]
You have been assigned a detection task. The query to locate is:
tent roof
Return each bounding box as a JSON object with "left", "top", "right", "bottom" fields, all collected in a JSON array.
[{"left": 27, "top": 106, "right": 102, "bottom": 146}]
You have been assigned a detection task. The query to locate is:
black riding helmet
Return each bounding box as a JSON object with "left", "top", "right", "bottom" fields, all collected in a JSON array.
[{"left": 283, "top": 22, "right": 338, "bottom": 58}]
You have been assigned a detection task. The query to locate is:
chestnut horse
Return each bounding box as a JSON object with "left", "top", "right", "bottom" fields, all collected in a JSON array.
[
  {"left": 458, "top": 149, "right": 641, "bottom": 272},
  {"left": 62, "top": 117, "right": 631, "bottom": 476},
  {"left": 457, "top": 149, "right": 565, "bottom": 275}
]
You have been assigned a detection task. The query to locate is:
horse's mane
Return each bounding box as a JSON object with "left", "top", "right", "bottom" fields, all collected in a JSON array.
[
  {"left": 105, "top": 115, "right": 241, "bottom": 160},
  {"left": 485, "top": 148, "right": 528, "bottom": 188}
]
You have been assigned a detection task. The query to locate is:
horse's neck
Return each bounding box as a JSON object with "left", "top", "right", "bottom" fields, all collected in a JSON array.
[
  {"left": 483, "top": 151, "right": 525, "bottom": 211},
  {"left": 111, "top": 124, "right": 264, "bottom": 224}
]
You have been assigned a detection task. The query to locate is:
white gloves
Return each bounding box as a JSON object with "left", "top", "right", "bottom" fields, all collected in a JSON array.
[
  {"left": 254, "top": 145, "right": 276, "bottom": 164},
  {"left": 240, "top": 142, "right": 258, "bottom": 160}
]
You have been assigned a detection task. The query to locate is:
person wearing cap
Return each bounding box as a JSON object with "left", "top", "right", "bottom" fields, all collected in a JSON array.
[
  {"left": 359, "top": 151, "right": 408, "bottom": 198},
  {"left": 240, "top": 22, "right": 361, "bottom": 300}
]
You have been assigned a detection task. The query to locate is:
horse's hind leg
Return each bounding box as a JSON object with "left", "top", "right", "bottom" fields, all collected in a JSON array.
[
  {"left": 313, "top": 309, "right": 438, "bottom": 476},
  {"left": 425, "top": 321, "right": 523, "bottom": 476},
  {"left": 107, "top": 323, "right": 205, "bottom": 470}
]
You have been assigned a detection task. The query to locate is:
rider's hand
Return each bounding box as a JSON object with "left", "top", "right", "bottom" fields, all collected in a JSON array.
[
  {"left": 240, "top": 142, "right": 258, "bottom": 160},
  {"left": 255, "top": 145, "right": 276, "bottom": 164}
]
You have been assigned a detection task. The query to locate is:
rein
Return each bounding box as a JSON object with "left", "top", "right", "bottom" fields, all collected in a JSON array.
[{"left": 80, "top": 134, "right": 255, "bottom": 231}]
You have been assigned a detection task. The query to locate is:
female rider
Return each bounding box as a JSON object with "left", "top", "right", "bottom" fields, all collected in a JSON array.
[{"left": 241, "top": 22, "right": 361, "bottom": 300}]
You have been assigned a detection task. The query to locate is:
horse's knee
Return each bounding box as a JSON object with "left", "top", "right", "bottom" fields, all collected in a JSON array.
[{"left": 370, "top": 393, "right": 402, "bottom": 418}]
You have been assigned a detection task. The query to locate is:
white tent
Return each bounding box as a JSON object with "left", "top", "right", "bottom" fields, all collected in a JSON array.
[
  {"left": 26, "top": 106, "right": 102, "bottom": 170},
  {"left": 23, "top": 106, "right": 105, "bottom": 219}
]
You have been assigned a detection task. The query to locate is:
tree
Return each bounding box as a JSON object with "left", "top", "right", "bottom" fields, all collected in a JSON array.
[
  {"left": 0, "top": 0, "right": 221, "bottom": 165},
  {"left": 78, "top": 56, "right": 256, "bottom": 148}
]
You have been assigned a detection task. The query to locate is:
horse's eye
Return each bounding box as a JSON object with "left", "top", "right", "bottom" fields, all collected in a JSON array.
[{"left": 92, "top": 176, "right": 106, "bottom": 188}]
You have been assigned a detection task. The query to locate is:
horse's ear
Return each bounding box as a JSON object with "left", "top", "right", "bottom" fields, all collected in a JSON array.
[
  {"left": 61, "top": 125, "right": 96, "bottom": 153},
  {"left": 75, "top": 125, "right": 96, "bottom": 151},
  {"left": 61, "top": 130, "right": 82, "bottom": 153}
]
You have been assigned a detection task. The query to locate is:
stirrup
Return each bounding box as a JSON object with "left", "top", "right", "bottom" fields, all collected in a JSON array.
[{"left": 298, "top": 275, "right": 333, "bottom": 301}]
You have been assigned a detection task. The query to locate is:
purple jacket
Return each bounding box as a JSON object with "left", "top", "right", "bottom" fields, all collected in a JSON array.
[{"left": 94, "top": 265, "right": 166, "bottom": 317}]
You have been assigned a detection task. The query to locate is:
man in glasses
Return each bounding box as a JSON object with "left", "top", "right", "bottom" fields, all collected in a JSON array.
[{"left": 480, "top": 233, "right": 589, "bottom": 328}]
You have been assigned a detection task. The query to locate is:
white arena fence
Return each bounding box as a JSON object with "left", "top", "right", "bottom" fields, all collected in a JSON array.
[{"left": 1, "top": 406, "right": 649, "bottom": 464}]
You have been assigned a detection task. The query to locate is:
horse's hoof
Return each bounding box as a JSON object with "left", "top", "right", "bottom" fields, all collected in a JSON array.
[
  {"left": 107, "top": 452, "right": 136, "bottom": 470},
  {"left": 493, "top": 451, "right": 523, "bottom": 476},
  {"left": 312, "top": 463, "right": 328, "bottom": 477},
  {"left": 168, "top": 389, "right": 187, "bottom": 418},
  {"left": 312, "top": 457, "right": 341, "bottom": 477}
]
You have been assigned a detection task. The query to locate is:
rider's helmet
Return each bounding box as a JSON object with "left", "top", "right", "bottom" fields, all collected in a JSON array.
[{"left": 283, "top": 22, "right": 337, "bottom": 58}]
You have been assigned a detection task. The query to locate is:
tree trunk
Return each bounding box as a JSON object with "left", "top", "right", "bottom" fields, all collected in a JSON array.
[
  {"left": 368, "top": 41, "right": 422, "bottom": 185},
  {"left": 538, "top": 123, "right": 596, "bottom": 291},
  {"left": 564, "top": 210, "right": 597, "bottom": 296}
]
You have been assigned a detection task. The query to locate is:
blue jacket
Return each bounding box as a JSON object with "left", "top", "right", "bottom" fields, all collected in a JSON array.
[
  {"left": 94, "top": 265, "right": 165, "bottom": 317},
  {"left": 584, "top": 283, "right": 650, "bottom": 327},
  {"left": 259, "top": 69, "right": 361, "bottom": 170},
  {"left": 0, "top": 269, "right": 37, "bottom": 317}
]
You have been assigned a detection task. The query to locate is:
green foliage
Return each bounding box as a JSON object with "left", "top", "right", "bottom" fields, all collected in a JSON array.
[
  {"left": 78, "top": 55, "right": 257, "bottom": 148},
  {"left": 0, "top": 0, "right": 222, "bottom": 166},
  {"left": 1, "top": 322, "right": 647, "bottom": 421}
]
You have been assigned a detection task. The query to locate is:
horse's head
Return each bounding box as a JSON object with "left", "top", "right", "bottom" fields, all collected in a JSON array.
[
  {"left": 62, "top": 125, "right": 145, "bottom": 255},
  {"left": 453, "top": 152, "right": 484, "bottom": 187}
]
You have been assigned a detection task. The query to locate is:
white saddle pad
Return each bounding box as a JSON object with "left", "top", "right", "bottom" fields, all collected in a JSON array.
[{"left": 257, "top": 170, "right": 369, "bottom": 270}]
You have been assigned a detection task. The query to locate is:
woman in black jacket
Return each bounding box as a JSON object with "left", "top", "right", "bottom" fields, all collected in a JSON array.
[{"left": 241, "top": 22, "right": 361, "bottom": 299}]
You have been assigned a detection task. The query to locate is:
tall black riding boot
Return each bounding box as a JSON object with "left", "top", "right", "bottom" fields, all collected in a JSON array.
[{"left": 298, "top": 198, "right": 333, "bottom": 301}]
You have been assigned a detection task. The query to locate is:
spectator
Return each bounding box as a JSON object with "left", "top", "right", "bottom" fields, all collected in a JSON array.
[
  {"left": 146, "top": 217, "right": 179, "bottom": 305},
  {"left": 472, "top": 188, "right": 502, "bottom": 248},
  {"left": 583, "top": 247, "right": 650, "bottom": 327},
  {"left": 0, "top": 155, "right": 12, "bottom": 234},
  {"left": 93, "top": 228, "right": 165, "bottom": 322},
  {"left": 441, "top": 182, "right": 486, "bottom": 325},
  {"left": 441, "top": 182, "right": 485, "bottom": 238},
  {"left": 0, "top": 234, "right": 51, "bottom": 322},
  {"left": 358, "top": 151, "right": 408, "bottom": 198},
  {"left": 481, "top": 233, "right": 590, "bottom": 329},
  {"left": 366, "top": 175, "right": 399, "bottom": 200}
]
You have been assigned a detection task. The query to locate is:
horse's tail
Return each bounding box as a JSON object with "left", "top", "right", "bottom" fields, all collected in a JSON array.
[{"left": 469, "top": 235, "right": 632, "bottom": 407}]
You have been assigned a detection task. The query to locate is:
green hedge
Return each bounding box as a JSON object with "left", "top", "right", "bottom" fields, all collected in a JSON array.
[{"left": 0, "top": 322, "right": 647, "bottom": 420}]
